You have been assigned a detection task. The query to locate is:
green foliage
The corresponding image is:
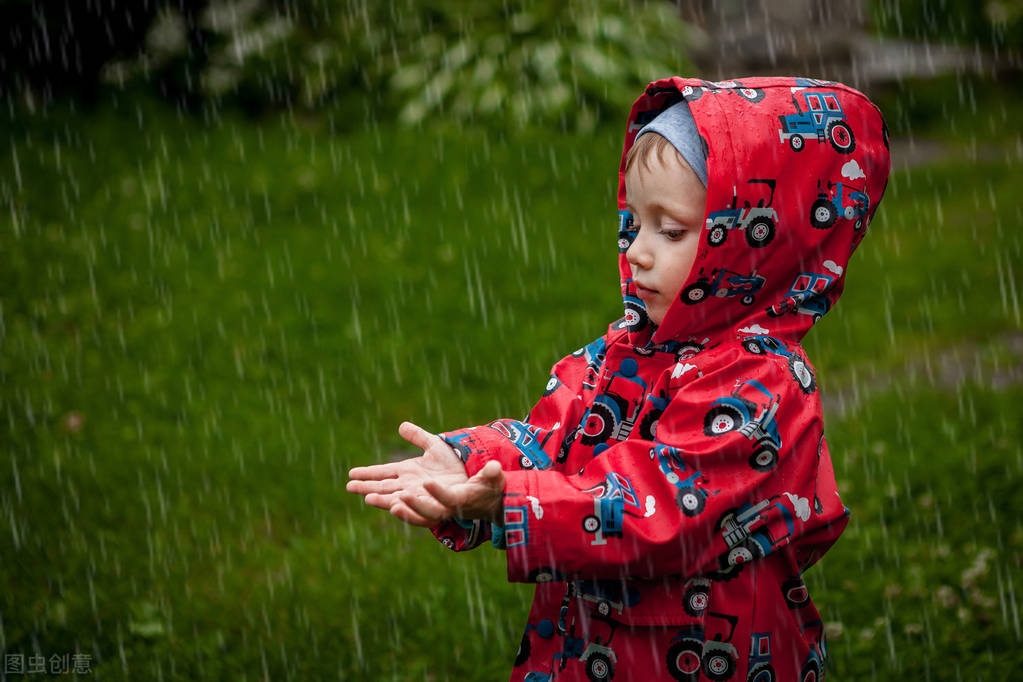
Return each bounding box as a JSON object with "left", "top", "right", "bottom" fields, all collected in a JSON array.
[
  {"left": 383, "top": 0, "right": 690, "bottom": 131},
  {"left": 102, "top": 0, "right": 690, "bottom": 129},
  {"left": 871, "top": 0, "right": 1023, "bottom": 51}
]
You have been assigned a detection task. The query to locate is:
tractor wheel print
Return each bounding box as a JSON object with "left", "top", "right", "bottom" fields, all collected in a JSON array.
[
  {"left": 800, "top": 658, "right": 821, "bottom": 682},
  {"left": 682, "top": 582, "right": 710, "bottom": 617},
  {"left": 666, "top": 638, "right": 703, "bottom": 682},
  {"left": 707, "top": 225, "right": 728, "bottom": 246},
  {"left": 623, "top": 299, "right": 649, "bottom": 333},
  {"left": 789, "top": 135, "right": 805, "bottom": 152},
  {"left": 582, "top": 515, "right": 601, "bottom": 533},
  {"left": 580, "top": 403, "right": 617, "bottom": 445},
  {"left": 519, "top": 455, "right": 534, "bottom": 469},
  {"left": 683, "top": 282, "right": 711, "bottom": 304},
  {"left": 740, "top": 293, "right": 756, "bottom": 306},
  {"left": 743, "top": 339, "right": 764, "bottom": 354},
  {"left": 826, "top": 120, "right": 856, "bottom": 153},
  {"left": 788, "top": 354, "right": 817, "bottom": 394},
  {"left": 810, "top": 198, "right": 837, "bottom": 229},
  {"left": 675, "top": 342, "right": 704, "bottom": 360},
  {"left": 782, "top": 577, "right": 811, "bottom": 609},
  {"left": 748, "top": 663, "right": 777, "bottom": 682},
  {"left": 677, "top": 487, "right": 705, "bottom": 516},
  {"left": 515, "top": 633, "right": 531, "bottom": 666},
  {"left": 749, "top": 441, "right": 779, "bottom": 472},
  {"left": 745, "top": 216, "right": 776, "bottom": 247},
  {"left": 738, "top": 87, "right": 766, "bottom": 103},
  {"left": 703, "top": 649, "right": 737, "bottom": 682},
  {"left": 682, "top": 85, "right": 704, "bottom": 101},
  {"left": 638, "top": 410, "right": 660, "bottom": 440},
  {"left": 586, "top": 653, "right": 614, "bottom": 682},
  {"left": 703, "top": 404, "right": 744, "bottom": 436}
]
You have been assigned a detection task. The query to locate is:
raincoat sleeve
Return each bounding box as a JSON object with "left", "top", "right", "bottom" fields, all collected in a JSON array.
[
  {"left": 483, "top": 348, "right": 845, "bottom": 581},
  {"left": 428, "top": 331, "right": 605, "bottom": 551}
]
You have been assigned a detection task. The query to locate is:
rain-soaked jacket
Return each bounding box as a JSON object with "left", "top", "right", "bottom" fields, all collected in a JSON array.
[{"left": 432, "top": 76, "right": 890, "bottom": 682}]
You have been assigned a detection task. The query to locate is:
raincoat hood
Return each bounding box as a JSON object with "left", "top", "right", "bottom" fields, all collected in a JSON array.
[{"left": 616, "top": 77, "right": 890, "bottom": 347}]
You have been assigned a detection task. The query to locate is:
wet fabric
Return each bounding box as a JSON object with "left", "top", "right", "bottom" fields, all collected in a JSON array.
[{"left": 432, "top": 76, "right": 890, "bottom": 681}]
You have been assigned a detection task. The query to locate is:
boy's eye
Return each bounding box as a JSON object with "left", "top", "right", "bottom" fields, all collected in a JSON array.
[{"left": 659, "top": 228, "right": 686, "bottom": 241}]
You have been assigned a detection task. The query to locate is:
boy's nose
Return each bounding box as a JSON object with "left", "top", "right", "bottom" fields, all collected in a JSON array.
[{"left": 626, "top": 234, "right": 654, "bottom": 270}]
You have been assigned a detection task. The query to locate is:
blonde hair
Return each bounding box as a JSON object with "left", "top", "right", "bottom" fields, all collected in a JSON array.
[{"left": 624, "top": 132, "right": 683, "bottom": 176}]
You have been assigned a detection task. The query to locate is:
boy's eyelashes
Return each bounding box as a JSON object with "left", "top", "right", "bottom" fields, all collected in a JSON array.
[{"left": 634, "top": 221, "right": 688, "bottom": 240}]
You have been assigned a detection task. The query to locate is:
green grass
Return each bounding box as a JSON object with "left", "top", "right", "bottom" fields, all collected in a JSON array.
[{"left": 1, "top": 81, "right": 1022, "bottom": 680}]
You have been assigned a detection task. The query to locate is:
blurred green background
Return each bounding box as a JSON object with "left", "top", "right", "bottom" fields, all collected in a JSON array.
[{"left": 2, "top": 0, "right": 1022, "bottom": 679}]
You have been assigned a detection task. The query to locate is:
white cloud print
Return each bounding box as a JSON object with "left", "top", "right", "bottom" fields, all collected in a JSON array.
[
  {"left": 841, "top": 159, "right": 865, "bottom": 180},
  {"left": 739, "top": 324, "right": 769, "bottom": 334},
  {"left": 785, "top": 493, "right": 812, "bottom": 522},
  {"left": 822, "top": 260, "right": 844, "bottom": 276}
]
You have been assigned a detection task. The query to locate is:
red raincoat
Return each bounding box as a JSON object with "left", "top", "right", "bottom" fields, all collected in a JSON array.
[{"left": 432, "top": 76, "right": 890, "bottom": 682}]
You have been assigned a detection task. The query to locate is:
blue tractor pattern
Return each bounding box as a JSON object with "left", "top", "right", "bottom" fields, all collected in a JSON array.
[
  {"left": 746, "top": 633, "right": 775, "bottom": 682},
  {"left": 738, "top": 334, "right": 817, "bottom": 394},
  {"left": 711, "top": 496, "right": 796, "bottom": 581},
  {"left": 704, "top": 179, "right": 778, "bottom": 248},
  {"left": 703, "top": 379, "right": 783, "bottom": 472},
  {"left": 580, "top": 471, "right": 643, "bottom": 546},
  {"left": 778, "top": 90, "right": 856, "bottom": 154},
  {"left": 650, "top": 443, "right": 718, "bottom": 516},
  {"left": 809, "top": 179, "right": 870, "bottom": 231},
  {"left": 767, "top": 271, "right": 835, "bottom": 324},
  {"left": 682, "top": 267, "right": 766, "bottom": 307},
  {"left": 580, "top": 357, "right": 649, "bottom": 446},
  {"left": 488, "top": 419, "right": 555, "bottom": 470}
]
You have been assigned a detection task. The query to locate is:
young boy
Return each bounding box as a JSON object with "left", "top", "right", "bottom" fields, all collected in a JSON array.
[{"left": 348, "top": 76, "right": 890, "bottom": 681}]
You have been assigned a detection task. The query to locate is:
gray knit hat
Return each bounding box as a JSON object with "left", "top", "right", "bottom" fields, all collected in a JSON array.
[{"left": 635, "top": 101, "right": 707, "bottom": 187}]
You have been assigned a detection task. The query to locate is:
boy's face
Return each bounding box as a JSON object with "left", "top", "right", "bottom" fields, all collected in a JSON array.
[{"left": 624, "top": 147, "right": 707, "bottom": 327}]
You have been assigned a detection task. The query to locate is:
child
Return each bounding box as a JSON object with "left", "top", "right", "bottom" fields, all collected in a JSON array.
[{"left": 348, "top": 76, "right": 890, "bottom": 681}]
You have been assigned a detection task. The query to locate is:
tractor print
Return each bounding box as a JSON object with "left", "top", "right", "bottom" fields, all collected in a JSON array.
[
  {"left": 502, "top": 504, "right": 531, "bottom": 549},
  {"left": 683, "top": 577, "right": 712, "bottom": 617},
  {"left": 581, "top": 472, "right": 643, "bottom": 545},
  {"left": 666, "top": 611, "right": 741, "bottom": 682},
  {"left": 703, "top": 379, "right": 783, "bottom": 471},
  {"left": 552, "top": 609, "right": 622, "bottom": 682},
  {"left": 746, "top": 633, "right": 776, "bottom": 682},
  {"left": 778, "top": 90, "right": 856, "bottom": 154},
  {"left": 798, "top": 620, "right": 828, "bottom": 682},
  {"left": 767, "top": 271, "right": 835, "bottom": 323},
  {"left": 704, "top": 179, "right": 778, "bottom": 248},
  {"left": 575, "top": 579, "right": 642, "bottom": 618},
  {"left": 809, "top": 179, "right": 870, "bottom": 231},
  {"left": 682, "top": 267, "right": 766, "bottom": 307},
  {"left": 620, "top": 286, "right": 650, "bottom": 333},
  {"left": 738, "top": 334, "right": 817, "bottom": 394},
  {"left": 682, "top": 79, "right": 766, "bottom": 103},
  {"left": 618, "top": 209, "right": 637, "bottom": 252},
  {"left": 638, "top": 390, "right": 669, "bottom": 440},
  {"left": 580, "top": 357, "right": 649, "bottom": 445},
  {"left": 713, "top": 497, "right": 796, "bottom": 578},
  {"left": 488, "top": 419, "right": 555, "bottom": 470},
  {"left": 650, "top": 443, "right": 718, "bottom": 515}
]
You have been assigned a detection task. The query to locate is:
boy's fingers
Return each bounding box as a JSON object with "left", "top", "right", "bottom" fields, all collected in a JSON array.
[
  {"left": 347, "top": 463, "right": 401, "bottom": 481},
  {"left": 388, "top": 500, "right": 438, "bottom": 527},
  {"left": 363, "top": 491, "right": 402, "bottom": 510},
  {"left": 422, "top": 479, "right": 464, "bottom": 509},
  {"left": 346, "top": 477, "right": 406, "bottom": 496},
  {"left": 400, "top": 491, "right": 452, "bottom": 521},
  {"left": 397, "top": 421, "right": 437, "bottom": 451}
]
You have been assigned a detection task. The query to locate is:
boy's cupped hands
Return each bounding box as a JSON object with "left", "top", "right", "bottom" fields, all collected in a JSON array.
[{"left": 346, "top": 421, "right": 505, "bottom": 527}]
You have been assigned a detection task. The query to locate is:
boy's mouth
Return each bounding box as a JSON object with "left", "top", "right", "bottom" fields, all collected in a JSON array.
[{"left": 635, "top": 283, "right": 658, "bottom": 299}]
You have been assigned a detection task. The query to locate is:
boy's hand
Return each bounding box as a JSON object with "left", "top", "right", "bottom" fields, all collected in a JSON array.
[{"left": 346, "top": 421, "right": 505, "bottom": 527}]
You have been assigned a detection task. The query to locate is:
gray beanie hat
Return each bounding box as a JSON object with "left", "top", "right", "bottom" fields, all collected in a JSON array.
[{"left": 635, "top": 101, "right": 707, "bottom": 187}]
